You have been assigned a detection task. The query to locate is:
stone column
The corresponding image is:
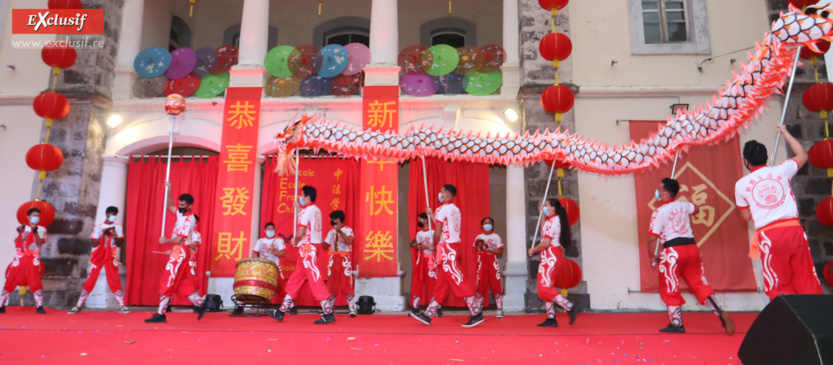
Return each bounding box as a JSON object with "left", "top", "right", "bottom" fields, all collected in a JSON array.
[
  {"left": 502, "top": 164, "right": 527, "bottom": 312},
  {"left": 501, "top": 0, "right": 520, "bottom": 97},
  {"left": 84, "top": 156, "right": 129, "bottom": 309},
  {"left": 368, "top": 0, "right": 398, "bottom": 66},
  {"left": 230, "top": 0, "right": 269, "bottom": 88},
  {"left": 112, "top": 0, "right": 144, "bottom": 100}
]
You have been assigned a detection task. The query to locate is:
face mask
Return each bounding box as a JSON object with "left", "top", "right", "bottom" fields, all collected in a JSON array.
[
  {"left": 330, "top": 220, "right": 337, "bottom": 227},
  {"left": 29, "top": 216, "right": 40, "bottom": 225},
  {"left": 298, "top": 197, "right": 307, "bottom": 207},
  {"left": 654, "top": 189, "right": 662, "bottom": 202},
  {"left": 178, "top": 207, "right": 188, "bottom": 214},
  {"left": 417, "top": 221, "right": 425, "bottom": 228},
  {"left": 265, "top": 231, "right": 275, "bottom": 238},
  {"left": 438, "top": 193, "right": 444, "bottom": 203},
  {"left": 483, "top": 224, "right": 493, "bottom": 232},
  {"left": 542, "top": 207, "right": 551, "bottom": 216},
  {"left": 107, "top": 215, "right": 117, "bottom": 223}
]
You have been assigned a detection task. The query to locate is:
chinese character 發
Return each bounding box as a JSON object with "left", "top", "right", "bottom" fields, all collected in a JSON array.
[
  {"left": 364, "top": 230, "right": 394, "bottom": 262},
  {"left": 219, "top": 187, "right": 250, "bottom": 216}
]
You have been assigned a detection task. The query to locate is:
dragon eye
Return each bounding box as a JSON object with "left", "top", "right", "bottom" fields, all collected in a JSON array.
[
  {"left": 806, "top": 7, "right": 819, "bottom": 15},
  {"left": 822, "top": 10, "right": 831, "bottom": 18}
]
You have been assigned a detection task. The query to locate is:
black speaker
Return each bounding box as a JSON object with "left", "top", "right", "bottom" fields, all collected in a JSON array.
[
  {"left": 204, "top": 294, "right": 223, "bottom": 312},
  {"left": 738, "top": 294, "right": 833, "bottom": 365},
  {"left": 356, "top": 296, "right": 375, "bottom": 314}
]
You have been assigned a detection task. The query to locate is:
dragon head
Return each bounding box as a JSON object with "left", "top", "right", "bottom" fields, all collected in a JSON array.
[
  {"left": 272, "top": 114, "right": 313, "bottom": 176},
  {"left": 773, "top": 3, "right": 833, "bottom": 52}
]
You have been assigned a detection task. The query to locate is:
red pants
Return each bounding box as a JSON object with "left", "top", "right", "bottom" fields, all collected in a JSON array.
[
  {"left": 4, "top": 252, "right": 44, "bottom": 292},
  {"left": 81, "top": 244, "right": 122, "bottom": 293},
  {"left": 410, "top": 252, "right": 439, "bottom": 307},
  {"left": 284, "top": 244, "right": 330, "bottom": 302},
  {"left": 759, "top": 226, "right": 823, "bottom": 300},
  {"left": 477, "top": 253, "right": 503, "bottom": 296},
  {"left": 328, "top": 252, "right": 354, "bottom": 297},
  {"left": 536, "top": 245, "right": 566, "bottom": 301},
  {"left": 158, "top": 246, "right": 197, "bottom": 298},
  {"left": 658, "top": 244, "right": 714, "bottom": 306},
  {"left": 433, "top": 242, "right": 475, "bottom": 301}
]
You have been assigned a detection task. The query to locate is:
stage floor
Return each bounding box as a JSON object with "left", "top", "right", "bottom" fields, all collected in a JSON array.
[{"left": 0, "top": 307, "right": 753, "bottom": 364}]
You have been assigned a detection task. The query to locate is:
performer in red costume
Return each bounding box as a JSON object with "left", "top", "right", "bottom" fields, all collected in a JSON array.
[
  {"left": 648, "top": 178, "right": 735, "bottom": 334},
  {"left": 267, "top": 185, "right": 335, "bottom": 324},
  {"left": 0, "top": 208, "right": 47, "bottom": 314},
  {"left": 735, "top": 126, "right": 823, "bottom": 299},
  {"left": 474, "top": 217, "right": 504, "bottom": 318},
  {"left": 411, "top": 184, "right": 485, "bottom": 328},
  {"left": 69, "top": 206, "right": 128, "bottom": 314},
  {"left": 145, "top": 192, "right": 209, "bottom": 323},
  {"left": 324, "top": 210, "right": 356, "bottom": 317},
  {"left": 528, "top": 198, "right": 579, "bottom": 327},
  {"left": 409, "top": 213, "right": 443, "bottom": 317}
]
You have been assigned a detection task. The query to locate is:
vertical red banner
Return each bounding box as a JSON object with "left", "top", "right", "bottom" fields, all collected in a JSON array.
[
  {"left": 357, "top": 86, "right": 400, "bottom": 277},
  {"left": 210, "top": 87, "right": 262, "bottom": 277}
]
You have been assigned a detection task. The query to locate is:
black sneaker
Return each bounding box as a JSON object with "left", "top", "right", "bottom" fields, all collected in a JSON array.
[
  {"left": 313, "top": 313, "right": 336, "bottom": 324},
  {"left": 659, "top": 324, "right": 685, "bottom": 333},
  {"left": 231, "top": 306, "right": 244, "bottom": 315},
  {"left": 196, "top": 301, "right": 209, "bottom": 320},
  {"left": 411, "top": 312, "right": 432, "bottom": 326},
  {"left": 267, "top": 309, "right": 285, "bottom": 322},
  {"left": 192, "top": 306, "right": 199, "bottom": 313},
  {"left": 538, "top": 318, "right": 558, "bottom": 327},
  {"left": 288, "top": 307, "right": 298, "bottom": 315},
  {"left": 166, "top": 305, "right": 172, "bottom": 313},
  {"left": 720, "top": 312, "right": 735, "bottom": 336},
  {"left": 568, "top": 305, "right": 580, "bottom": 325},
  {"left": 462, "top": 313, "right": 485, "bottom": 328},
  {"left": 145, "top": 313, "right": 166, "bottom": 323},
  {"left": 436, "top": 307, "right": 444, "bottom": 317},
  {"left": 36, "top": 306, "right": 46, "bottom": 314},
  {"left": 0, "top": 307, "right": 5, "bottom": 314},
  {"left": 410, "top": 308, "right": 420, "bottom": 317}
]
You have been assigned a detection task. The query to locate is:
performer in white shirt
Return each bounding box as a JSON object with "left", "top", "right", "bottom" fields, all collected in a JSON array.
[
  {"left": 474, "top": 217, "right": 504, "bottom": 318},
  {"left": 0, "top": 208, "right": 47, "bottom": 314},
  {"left": 69, "top": 206, "right": 128, "bottom": 314},
  {"left": 324, "top": 210, "right": 357, "bottom": 317},
  {"left": 409, "top": 213, "right": 443, "bottom": 317}
]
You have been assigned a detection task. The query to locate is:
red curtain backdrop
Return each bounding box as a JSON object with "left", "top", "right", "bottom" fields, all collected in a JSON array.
[
  {"left": 125, "top": 156, "right": 219, "bottom": 306},
  {"left": 408, "top": 157, "right": 491, "bottom": 307},
  {"left": 630, "top": 121, "right": 756, "bottom": 291},
  {"left": 261, "top": 156, "right": 361, "bottom": 306}
]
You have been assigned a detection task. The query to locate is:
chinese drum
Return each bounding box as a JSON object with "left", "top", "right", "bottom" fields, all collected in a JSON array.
[{"left": 233, "top": 258, "right": 279, "bottom": 301}]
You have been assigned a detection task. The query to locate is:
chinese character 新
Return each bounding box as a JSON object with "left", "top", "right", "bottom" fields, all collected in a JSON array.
[
  {"left": 215, "top": 231, "right": 246, "bottom": 261},
  {"left": 364, "top": 230, "right": 394, "bottom": 262},
  {"left": 219, "top": 187, "right": 250, "bottom": 216},
  {"left": 366, "top": 100, "right": 397, "bottom": 128},
  {"left": 224, "top": 144, "right": 253, "bottom": 172},
  {"left": 365, "top": 185, "right": 395, "bottom": 216},
  {"left": 227, "top": 101, "right": 256, "bottom": 129}
]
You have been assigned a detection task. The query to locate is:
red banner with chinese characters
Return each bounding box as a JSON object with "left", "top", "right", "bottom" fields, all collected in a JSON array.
[
  {"left": 357, "top": 86, "right": 399, "bottom": 277},
  {"left": 210, "top": 87, "right": 262, "bottom": 277},
  {"left": 631, "top": 121, "right": 756, "bottom": 291}
]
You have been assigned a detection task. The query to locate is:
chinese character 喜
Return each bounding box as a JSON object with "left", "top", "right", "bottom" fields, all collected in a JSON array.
[{"left": 224, "top": 144, "right": 253, "bottom": 172}]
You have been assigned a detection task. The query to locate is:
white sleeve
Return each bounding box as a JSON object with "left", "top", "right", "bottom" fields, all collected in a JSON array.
[
  {"left": 734, "top": 180, "right": 749, "bottom": 209},
  {"left": 299, "top": 209, "right": 312, "bottom": 228},
  {"left": 342, "top": 226, "right": 354, "bottom": 237},
  {"left": 649, "top": 210, "right": 663, "bottom": 237},
  {"left": 775, "top": 159, "right": 800, "bottom": 178},
  {"left": 325, "top": 230, "right": 335, "bottom": 245},
  {"left": 275, "top": 238, "right": 286, "bottom": 251},
  {"left": 91, "top": 225, "right": 101, "bottom": 240},
  {"left": 116, "top": 225, "right": 125, "bottom": 239},
  {"left": 495, "top": 235, "right": 504, "bottom": 249}
]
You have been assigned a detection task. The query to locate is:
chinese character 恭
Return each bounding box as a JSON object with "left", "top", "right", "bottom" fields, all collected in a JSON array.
[
  {"left": 364, "top": 230, "right": 394, "bottom": 262},
  {"left": 365, "top": 185, "right": 395, "bottom": 216},
  {"left": 366, "top": 100, "right": 397, "bottom": 128},
  {"left": 215, "top": 231, "right": 246, "bottom": 261},
  {"left": 227, "top": 101, "right": 256, "bottom": 129},
  {"left": 219, "top": 187, "right": 250, "bottom": 216},
  {"left": 224, "top": 144, "right": 253, "bottom": 172}
]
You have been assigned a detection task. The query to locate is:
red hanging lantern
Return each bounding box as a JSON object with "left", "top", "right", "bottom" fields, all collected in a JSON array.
[
  {"left": 799, "top": 41, "right": 831, "bottom": 60},
  {"left": 33, "top": 92, "right": 71, "bottom": 120},
  {"left": 26, "top": 144, "right": 64, "bottom": 172},
  {"left": 541, "top": 85, "right": 574, "bottom": 122},
  {"left": 809, "top": 140, "right": 833, "bottom": 169},
  {"left": 42, "top": 41, "right": 77, "bottom": 71},
  {"left": 539, "top": 0, "right": 569, "bottom": 12},
  {"left": 823, "top": 261, "right": 833, "bottom": 287},
  {"left": 554, "top": 258, "right": 581, "bottom": 288},
  {"left": 48, "top": 0, "right": 83, "bottom": 9},
  {"left": 802, "top": 82, "right": 833, "bottom": 118},
  {"left": 557, "top": 197, "right": 580, "bottom": 226},
  {"left": 818, "top": 197, "right": 833, "bottom": 226},
  {"left": 17, "top": 200, "right": 56, "bottom": 227},
  {"left": 539, "top": 32, "right": 572, "bottom": 69}
]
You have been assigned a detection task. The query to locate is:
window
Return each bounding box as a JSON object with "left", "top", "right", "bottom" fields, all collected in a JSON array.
[
  {"left": 231, "top": 33, "right": 240, "bottom": 48},
  {"left": 325, "top": 30, "right": 369, "bottom": 46},
  {"left": 222, "top": 24, "right": 278, "bottom": 49},
  {"left": 169, "top": 16, "right": 191, "bottom": 52},
  {"left": 642, "top": 0, "right": 687, "bottom": 43},
  {"left": 431, "top": 29, "right": 466, "bottom": 48},
  {"left": 313, "top": 17, "right": 371, "bottom": 48},
  {"left": 421, "top": 18, "right": 476, "bottom": 47}
]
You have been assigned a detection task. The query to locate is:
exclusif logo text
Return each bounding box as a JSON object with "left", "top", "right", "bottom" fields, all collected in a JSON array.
[
  {"left": 27, "top": 12, "right": 89, "bottom": 32},
  {"left": 12, "top": 9, "right": 104, "bottom": 34}
]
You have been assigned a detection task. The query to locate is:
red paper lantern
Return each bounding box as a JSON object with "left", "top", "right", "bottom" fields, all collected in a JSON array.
[
  {"left": 823, "top": 261, "right": 833, "bottom": 287},
  {"left": 800, "top": 41, "right": 831, "bottom": 60},
  {"left": 802, "top": 82, "right": 833, "bottom": 113},
  {"left": 809, "top": 140, "right": 833, "bottom": 169},
  {"left": 17, "top": 200, "right": 56, "bottom": 227},
  {"left": 818, "top": 197, "right": 833, "bottom": 226},
  {"left": 48, "top": 0, "right": 83, "bottom": 9},
  {"left": 541, "top": 85, "right": 574, "bottom": 121},
  {"left": 539, "top": 0, "right": 569, "bottom": 12},
  {"left": 554, "top": 258, "right": 581, "bottom": 288},
  {"left": 539, "top": 32, "right": 572, "bottom": 62},
  {"left": 33, "top": 92, "right": 70, "bottom": 120},
  {"left": 42, "top": 41, "right": 77, "bottom": 70},
  {"left": 26, "top": 144, "right": 64, "bottom": 172},
  {"left": 557, "top": 197, "right": 580, "bottom": 226},
  {"left": 545, "top": 159, "right": 572, "bottom": 169}
]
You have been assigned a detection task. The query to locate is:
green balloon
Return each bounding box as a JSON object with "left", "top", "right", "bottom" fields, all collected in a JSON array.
[
  {"left": 195, "top": 72, "right": 230, "bottom": 98},
  {"left": 422, "top": 44, "right": 460, "bottom": 76},
  {"left": 265, "top": 45, "right": 301, "bottom": 78},
  {"left": 464, "top": 70, "right": 502, "bottom": 96}
]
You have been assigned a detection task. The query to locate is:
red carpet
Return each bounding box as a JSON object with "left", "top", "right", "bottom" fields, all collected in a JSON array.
[{"left": 0, "top": 307, "right": 755, "bottom": 364}]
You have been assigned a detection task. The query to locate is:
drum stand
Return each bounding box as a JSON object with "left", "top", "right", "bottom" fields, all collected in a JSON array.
[{"left": 229, "top": 294, "right": 272, "bottom": 317}]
